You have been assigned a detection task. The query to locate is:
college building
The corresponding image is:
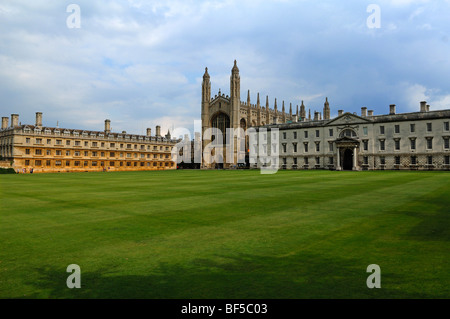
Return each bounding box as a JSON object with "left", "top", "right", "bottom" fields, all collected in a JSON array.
[
  {"left": 2, "top": 61, "right": 449, "bottom": 173},
  {"left": 201, "top": 60, "right": 295, "bottom": 168},
  {"left": 0, "top": 112, "right": 178, "bottom": 173},
  {"left": 255, "top": 103, "right": 450, "bottom": 171},
  {"left": 202, "top": 61, "right": 450, "bottom": 170}
]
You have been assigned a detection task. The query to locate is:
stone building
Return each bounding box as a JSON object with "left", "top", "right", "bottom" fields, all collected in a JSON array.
[
  {"left": 0, "top": 112, "right": 178, "bottom": 173},
  {"left": 201, "top": 60, "right": 297, "bottom": 168},
  {"left": 255, "top": 102, "right": 450, "bottom": 170},
  {"left": 202, "top": 61, "right": 450, "bottom": 170}
]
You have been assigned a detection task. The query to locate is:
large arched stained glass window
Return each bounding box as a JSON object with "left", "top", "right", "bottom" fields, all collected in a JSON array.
[{"left": 211, "top": 113, "right": 230, "bottom": 145}]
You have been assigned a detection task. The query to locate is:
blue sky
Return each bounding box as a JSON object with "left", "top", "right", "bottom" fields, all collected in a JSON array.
[{"left": 1, "top": 0, "right": 449, "bottom": 136}]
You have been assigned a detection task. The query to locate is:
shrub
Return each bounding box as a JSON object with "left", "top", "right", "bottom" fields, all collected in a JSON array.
[{"left": 0, "top": 168, "right": 16, "bottom": 174}]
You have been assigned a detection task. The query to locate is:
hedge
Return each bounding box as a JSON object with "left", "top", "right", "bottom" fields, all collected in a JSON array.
[{"left": 0, "top": 168, "right": 17, "bottom": 174}]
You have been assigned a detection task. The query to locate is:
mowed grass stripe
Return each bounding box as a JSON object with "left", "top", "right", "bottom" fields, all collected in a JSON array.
[
  {"left": 0, "top": 170, "right": 429, "bottom": 235},
  {"left": 0, "top": 170, "right": 448, "bottom": 298},
  {"left": 0, "top": 171, "right": 443, "bottom": 261}
]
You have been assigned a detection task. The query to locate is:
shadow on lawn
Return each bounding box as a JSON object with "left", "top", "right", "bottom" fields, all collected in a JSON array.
[
  {"left": 18, "top": 252, "right": 435, "bottom": 299},
  {"left": 397, "top": 185, "right": 450, "bottom": 242}
]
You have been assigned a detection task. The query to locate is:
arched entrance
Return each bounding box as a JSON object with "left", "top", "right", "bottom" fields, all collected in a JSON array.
[
  {"left": 335, "top": 134, "right": 360, "bottom": 171},
  {"left": 343, "top": 148, "right": 353, "bottom": 170},
  {"left": 208, "top": 112, "right": 230, "bottom": 169}
]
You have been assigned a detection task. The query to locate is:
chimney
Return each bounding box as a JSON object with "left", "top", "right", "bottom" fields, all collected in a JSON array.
[
  {"left": 146, "top": 128, "right": 152, "bottom": 136},
  {"left": 314, "top": 111, "right": 319, "bottom": 121},
  {"left": 11, "top": 114, "right": 19, "bottom": 127},
  {"left": 420, "top": 101, "right": 427, "bottom": 112},
  {"left": 426, "top": 105, "right": 430, "bottom": 112},
  {"left": 361, "top": 107, "right": 367, "bottom": 117},
  {"left": 35, "top": 112, "right": 43, "bottom": 127},
  {"left": 368, "top": 110, "right": 374, "bottom": 116},
  {"left": 389, "top": 104, "right": 396, "bottom": 115},
  {"left": 156, "top": 125, "right": 161, "bottom": 137},
  {"left": 2, "top": 117, "right": 8, "bottom": 130},
  {"left": 338, "top": 110, "right": 343, "bottom": 116},
  {"left": 105, "top": 119, "right": 111, "bottom": 134}
]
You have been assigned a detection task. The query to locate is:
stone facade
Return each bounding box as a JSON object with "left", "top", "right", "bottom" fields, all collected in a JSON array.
[
  {"left": 201, "top": 61, "right": 450, "bottom": 170},
  {"left": 201, "top": 60, "right": 300, "bottom": 168},
  {"left": 0, "top": 113, "right": 178, "bottom": 173},
  {"left": 254, "top": 104, "right": 450, "bottom": 171}
]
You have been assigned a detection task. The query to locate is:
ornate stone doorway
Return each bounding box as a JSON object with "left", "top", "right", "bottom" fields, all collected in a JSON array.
[{"left": 335, "top": 136, "right": 360, "bottom": 171}]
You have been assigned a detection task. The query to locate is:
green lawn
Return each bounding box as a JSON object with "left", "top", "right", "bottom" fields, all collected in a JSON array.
[{"left": 0, "top": 170, "right": 449, "bottom": 298}]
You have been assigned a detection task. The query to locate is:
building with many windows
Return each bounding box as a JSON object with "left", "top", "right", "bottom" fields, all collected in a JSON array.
[
  {"left": 254, "top": 102, "right": 450, "bottom": 170},
  {"left": 202, "top": 61, "right": 450, "bottom": 170},
  {"left": 0, "top": 112, "right": 178, "bottom": 173},
  {"left": 201, "top": 60, "right": 295, "bottom": 168}
]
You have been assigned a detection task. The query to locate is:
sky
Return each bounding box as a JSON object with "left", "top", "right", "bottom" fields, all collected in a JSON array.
[{"left": 1, "top": 0, "right": 449, "bottom": 137}]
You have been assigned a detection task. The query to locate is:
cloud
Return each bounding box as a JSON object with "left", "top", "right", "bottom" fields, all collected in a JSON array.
[
  {"left": 389, "top": 0, "right": 430, "bottom": 6},
  {"left": 0, "top": 0, "right": 449, "bottom": 136},
  {"left": 409, "top": 6, "right": 425, "bottom": 19},
  {"left": 403, "top": 83, "right": 450, "bottom": 111}
]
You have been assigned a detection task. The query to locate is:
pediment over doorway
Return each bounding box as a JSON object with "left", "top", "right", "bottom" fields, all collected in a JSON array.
[{"left": 334, "top": 136, "right": 360, "bottom": 148}]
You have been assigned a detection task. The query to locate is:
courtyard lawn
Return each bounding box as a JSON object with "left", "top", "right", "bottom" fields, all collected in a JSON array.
[{"left": 0, "top": 169, "right": 449, "bottom": 298}]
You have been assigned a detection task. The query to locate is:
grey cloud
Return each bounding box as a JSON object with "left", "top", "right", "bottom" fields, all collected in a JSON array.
[{"left": 0, "top": 0, "right": 449, "bottom": 135}]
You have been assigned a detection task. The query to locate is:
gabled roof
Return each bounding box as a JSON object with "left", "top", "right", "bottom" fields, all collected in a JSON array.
[
  {"left": 210, "top": 95, "right": 230, "bottom": 105},
  {"left": 326, "top": 112, "right": 372, "bottom": 126}
]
